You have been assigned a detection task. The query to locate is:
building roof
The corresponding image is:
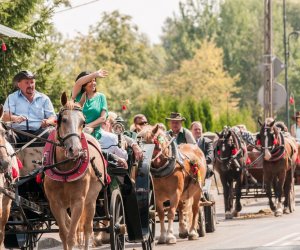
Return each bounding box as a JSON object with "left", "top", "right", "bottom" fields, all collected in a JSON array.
[{"left": 0, "top": 24, "right": 33, "bottom": 39}]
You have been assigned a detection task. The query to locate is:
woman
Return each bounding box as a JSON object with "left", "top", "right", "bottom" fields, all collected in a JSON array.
[
  {"left": 72, "top": 69, "right": 108, "bottom": 140},
  {"left": 291, "top": 111, "right": 300, "bottom": 143}
]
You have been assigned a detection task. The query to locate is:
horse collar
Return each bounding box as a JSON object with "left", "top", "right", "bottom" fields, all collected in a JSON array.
[{"left": 44, "top": 130, "right": 90, "bottom": 182}]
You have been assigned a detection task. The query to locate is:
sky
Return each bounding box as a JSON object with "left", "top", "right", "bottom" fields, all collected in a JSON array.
[{"left": 52, "top": 0, "right": 182, "bottom": 44}]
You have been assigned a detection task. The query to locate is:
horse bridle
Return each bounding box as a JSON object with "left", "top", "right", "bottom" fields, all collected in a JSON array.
[
  {"left": 151, "top": 134, "right": 175, "bottom": 162},
  {"left": 56, "top": 107, "right": 85, "bottom": 146}
]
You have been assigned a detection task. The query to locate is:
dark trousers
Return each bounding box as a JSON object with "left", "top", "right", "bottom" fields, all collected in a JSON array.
[{"left": 7, "top": 127, "right": 51, "bottom": 148}]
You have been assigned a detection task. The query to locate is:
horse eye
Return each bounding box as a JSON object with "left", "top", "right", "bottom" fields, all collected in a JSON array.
[{"left": 62, "top": 118, "right": 68, "bottom": 123}]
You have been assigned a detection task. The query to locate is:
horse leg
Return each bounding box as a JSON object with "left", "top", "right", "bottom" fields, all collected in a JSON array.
[
  {"left": 49, "top": 203, "right": 69, "bottom": 250},
  {"left": 233, "top": 174, "right": 242, "bottom": 217},
  {"left": 0, "top": 196, "right": 12, "bottom": 248},
  {"left": 177, "top": 200, "right": 189, "bottom": 239},
  {"left": 264, "top": 169, "right": 276, "bottom": 212},
  {"left": 156, "top": 201, "right": 167, "bottom": 244},
  {"left": 166, "top": 197, "right": 179, "bottom": 244},
  {"left": 67, "top": 199, "right": 85, "bottom": 249},
  {"left": 283, "top": 168, "right": 292, "bottom": 214},
  {"left": 221, "top": 175, "right": 233, "bottom": 219},
  {"left": 275, "top": 171, "right": 286, "bottom": 217},
  {"left": 188, "top": 190, "right": 200, "bottom": 240},
  {"left": 83, "top": 202, "right": 97, "bottom": 250}
]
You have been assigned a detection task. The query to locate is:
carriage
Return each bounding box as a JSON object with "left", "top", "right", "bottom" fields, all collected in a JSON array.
[{"left": 2, "top": 132, "right": 156, "bottom": 250}]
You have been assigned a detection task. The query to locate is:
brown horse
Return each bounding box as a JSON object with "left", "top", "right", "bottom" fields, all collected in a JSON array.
[
  {"left": 0, "top": 105, "right": 19, "bottom": 249},
  {"left": 258, "top": 118, "right": 298, "bottom": 216},
  {"left": 43, "top": 93, "right": 105, "bottom": 250},
  {"left": 139, "top": 124, "right": 207, "bottom": 244},
  {"left": 214, "top": 126, "right": 249, "bottom": 219}
]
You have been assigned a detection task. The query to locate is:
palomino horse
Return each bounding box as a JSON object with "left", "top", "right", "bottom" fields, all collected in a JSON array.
[
  {"left": 258, "top": 118, "right": 298, "bottom": 216},
  {"left": 139, "top": 124, "right": 207, "bottom": 244},
  {"left": 43, "top": 93, "right": 105, "bottom": 250},
  {"left": 214, "top": 126, "right": 249, "bottom": 219},
  {"left": 0, "top": 105, "right": 19, "bottom": 249}
]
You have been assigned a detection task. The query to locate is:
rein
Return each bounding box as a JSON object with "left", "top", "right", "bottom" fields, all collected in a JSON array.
[{"left": 151, "top": 137, "right": 175, "bottom": 162}]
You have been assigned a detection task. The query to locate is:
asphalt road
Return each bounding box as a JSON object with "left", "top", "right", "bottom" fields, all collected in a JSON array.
[{"left": 7, "top": 183, "right": 300, "bottom": 250}]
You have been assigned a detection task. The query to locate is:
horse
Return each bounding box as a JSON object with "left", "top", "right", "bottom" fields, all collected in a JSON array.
[
  {"left": 43, "top": 93, "right": 106, "bottom": 250},
  {"left": 257, "top": 118, "right": 298, "bottom": 216},
  {"left": 139, "top": 124, "right": 207, "bottom": 244},
  {"left": 0, "top": 104, "right": 19, "bottom": 249},
  {"left": 214, "top": 126, "right": 249, "bottom": 219}
]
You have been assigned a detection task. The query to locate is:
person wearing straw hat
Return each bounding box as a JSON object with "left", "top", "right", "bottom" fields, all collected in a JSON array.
[
  {"left": 291, "top": 111, "right": 300, "bottom": 143},
  {"left": 166, "top": 112, "right": 196, "bottom": 145}
]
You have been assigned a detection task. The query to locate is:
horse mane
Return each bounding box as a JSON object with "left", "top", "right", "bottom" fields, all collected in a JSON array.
[
  {"left": 62, "top": 100, "right": 82, "bottom": 110},
  {"left": 275, "top": 121, "right": 288, "bottom": 132}
]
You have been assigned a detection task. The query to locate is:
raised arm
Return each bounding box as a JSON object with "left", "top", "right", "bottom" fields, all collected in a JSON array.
[{"left": 72, "top": 69, "right": 108, "bottom": 99}]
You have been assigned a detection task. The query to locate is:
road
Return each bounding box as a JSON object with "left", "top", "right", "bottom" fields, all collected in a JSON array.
[{"left": 31, "top": 183, "right": 300, "bottom": 250}]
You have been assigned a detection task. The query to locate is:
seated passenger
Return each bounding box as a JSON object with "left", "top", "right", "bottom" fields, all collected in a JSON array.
[
  {"left": 3, "top": 70, "right": 56, "bottom": 146},
  {"left": 130, "top": 114, "right": 148, "bottom": 133}
]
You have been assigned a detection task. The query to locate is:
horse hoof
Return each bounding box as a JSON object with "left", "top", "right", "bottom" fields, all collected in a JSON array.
[
  {"left": 188, "top": 232, "right": 198, "bottom": 240},
  {"left": 283, "top": 207, "right": 290, "bottom": 214},
  {"left": 275, "top": 210, "right": 283, "bottom": 217},
  {"left": 225, "top": 212, "right": 233, "bottom": 220},
  {"left": 232, "top": 210, "right": 240, "bottom": 217},
  {"left": 166, "top": 236, "right": 177, "bottom": 244},
  {"left": 179, "top": 232, "right": 188, "bottom": 239},
  {"left": 157, "top": 235, "right": 167, "bottom": 244}
]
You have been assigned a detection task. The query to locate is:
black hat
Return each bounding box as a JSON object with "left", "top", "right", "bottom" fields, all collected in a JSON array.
[{"left": 13, "top": 70, "right": 35, "bottom": 86}]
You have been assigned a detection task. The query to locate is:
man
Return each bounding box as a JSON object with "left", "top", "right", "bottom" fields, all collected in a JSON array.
[
  {"left": 190, "top": 121, "right": 214, "bottom": 178},
  {"left": 166, "top": 112, "right": 196, "bottom": 145},
  {"left": 131, "top": 114, "right": 148, "bottom": 133},
  {"left": 3, "top": 70, "right": 56, "bottom": 145}
]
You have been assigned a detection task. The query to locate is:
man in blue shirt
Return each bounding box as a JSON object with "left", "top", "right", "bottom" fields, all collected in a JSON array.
[{"left": 3, "top": 70, "right": 56, "bottom": 145}]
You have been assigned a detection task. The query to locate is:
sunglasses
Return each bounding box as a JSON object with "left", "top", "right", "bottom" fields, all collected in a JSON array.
[{"left": 138, "top": 121, "right": 148, "bottom": 126}]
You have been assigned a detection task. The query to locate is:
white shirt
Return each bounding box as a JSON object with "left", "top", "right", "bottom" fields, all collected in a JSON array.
[{"left": 99, "top": 130, "right": 128, "bottom": 160}]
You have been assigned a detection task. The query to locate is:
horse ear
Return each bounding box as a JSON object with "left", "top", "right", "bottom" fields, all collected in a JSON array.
[
  {"left": 78, "top": 92, "right": 86, "bottom": 107},
  {"left": 152, "top": 124, "right": 159, "bottom": 136},
  {"left": 226, "top": 130, "right": 231, "bottom": 139},
  {"left": 0, "top": 104, "right": 3, "bottom": 119},
  {"left": 216, "top": 131, "right": 221, "bottom": 138},
  {"left": 258, "top": 117, "right": 263, "bottom": 127},
  {"left": 61, "top": 92, "right": 68, "bottom": 106},
  {"left": 270, "top": 119, "right": 276, "bottom": 127}
]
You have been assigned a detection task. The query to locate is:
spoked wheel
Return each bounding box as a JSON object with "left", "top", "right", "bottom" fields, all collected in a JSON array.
[
  {"left": 142, "top": 175, "right": 156, "bottom": 250},
  {"left": 197, "top": 206, "right": 206, "bottom": 237},
  {"left": 110, "top": 189, "right": 126, "bottom": 250},
  {"left": 204, "top": 193, "right": 216, "bottom": 233},
  {"left": 288, "top": 177, "right": 296, "bottom": 213}
]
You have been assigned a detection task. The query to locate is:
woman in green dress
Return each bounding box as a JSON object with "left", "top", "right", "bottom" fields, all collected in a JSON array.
[{"left": 72, "top": 69, "right": 108, "bottom": 140}]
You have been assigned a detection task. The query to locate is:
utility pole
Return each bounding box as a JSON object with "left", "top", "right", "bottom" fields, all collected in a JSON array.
[
  {"left": 264, "top": 0, "right": 273, "bottom": 119},
  {"left": 283, "top": 0, "right": 289, "bottom": 128}
]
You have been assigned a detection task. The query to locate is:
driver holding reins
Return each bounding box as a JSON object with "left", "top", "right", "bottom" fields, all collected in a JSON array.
[{"left": 3, "top": 70, "right": 56, "bottom": 145}]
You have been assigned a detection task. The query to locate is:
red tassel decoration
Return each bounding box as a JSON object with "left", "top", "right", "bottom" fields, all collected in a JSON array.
[
  {"left": 122, "top": 105, "right": 127, "bottom": 111},
  {"left": 273, "top": 138, "right": 278, "bottom": 145},
  {"left": 217, "top": 150, "right": 220, "bottom": 155},
  {"left": 256, "top": 139, "right": 261, "bottom": 146},
  {"left": 289, "top": 96, "right": 295, "bottom": 105},
  {"left": 12, "top": 167, "right": 18, "bottom": 178},
  {"left": 106, "top": 174, "right": 111, "bottom": 184},
  {"left": 1, "top": 42, "right": 7, "bottom": 52},
  {"left": 246, "top": 157, "right": 251, "bottom": 165},
  {"left": 232, "top": 148, "right": 238, "bottom": 155},
  {"left": 36, "top": 173, "right": 42, "bottom": 183},
  {"left": 17, "top": 158, "right": 23, "bottom": 169}
]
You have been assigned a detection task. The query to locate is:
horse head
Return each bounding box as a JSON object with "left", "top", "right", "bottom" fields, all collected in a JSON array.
[
  {"left": 57, "top": 92, "right": 86, "bottom": 159},
  {"left": 258, "top": 117, "right": 280, "bottom": 161},
  {"left": 138, "top": 124, "right": 170, "bottom": 168},
  {"left": 215, "top": 126, "right": 245, "bottom": 171},
  {"left": 0, "top": 105, "right": 12, "bottom": 173}
]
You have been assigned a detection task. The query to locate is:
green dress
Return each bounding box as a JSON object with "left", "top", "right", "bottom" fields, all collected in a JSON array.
[{"left": 76, "top": 92, "right": 108, "bottom": 140}]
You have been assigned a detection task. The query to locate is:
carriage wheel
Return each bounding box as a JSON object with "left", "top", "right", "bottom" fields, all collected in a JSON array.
[
  {"left": 197, "top": 206, "right": 206, "bottom": 237},
  {"left": 142, "top": 175, "right": 156, "bottom": 250},
  {"left": 110, "top": 189, "right": 125, "bottom": 250},
  {"left": 204, "top": 193, "right": 216, "bottom": 233},
  {"left": 288, "top": 177, "right": 296, "bottom": 213}
]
